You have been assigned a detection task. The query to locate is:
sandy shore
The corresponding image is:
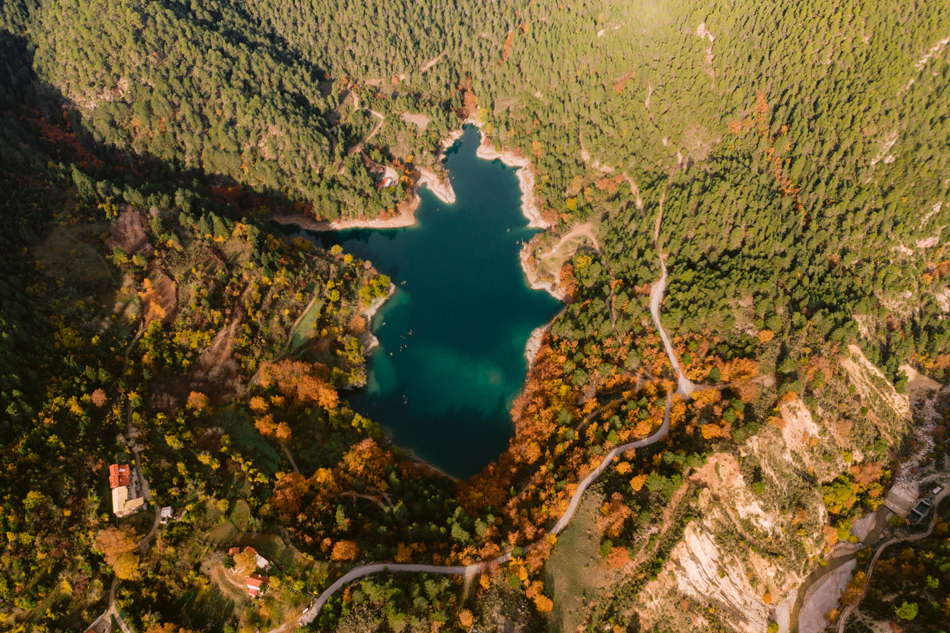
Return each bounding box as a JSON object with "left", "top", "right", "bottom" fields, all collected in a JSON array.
[
  {"left": 524, "top": 311, "right": 563, "bottom": 369},
  {"left": 461, "top": 120, "right": 563, "bottom": 305},
  {"left": 524, "top": 327, "right": 545, "bottom": 369},
  {"left": 272, "top": 117, "right": 549, "bottom": 234},
  {"left": 437, "top": 126, "right": 467, "bottom": 157}
]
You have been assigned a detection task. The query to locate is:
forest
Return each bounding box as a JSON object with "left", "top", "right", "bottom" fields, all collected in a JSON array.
[{"left": 1, "top": 0, "right": 949, "bottom": 631}]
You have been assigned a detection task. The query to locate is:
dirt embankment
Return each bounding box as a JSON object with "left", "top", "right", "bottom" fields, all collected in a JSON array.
[{"left": 798, "top": 559, "right": 857, "bottom": 633}]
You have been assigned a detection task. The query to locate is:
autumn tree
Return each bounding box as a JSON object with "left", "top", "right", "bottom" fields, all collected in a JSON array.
[
  {"left": 259, "top": 360, "right": 338, "bottom": 409},
  {"left": 525, "top": 580, "right": 554, "bottom": 612},
  {"left": 233, "top": 547, "right": 260, "bottom": 576},
  {"left": 145, "top": 624, "right": 198, "bottom": 633},
  {"left": 270, "top": 472, "right": 310, "bottom": 517},
  {"left": 330, "top": 540, "right": 360, "bottom": 561},
  {"left": 598, "top": 492, "right": 632, "bottom": 538},
  {"left": 275, "top": 422, "right": 292, "bottom": 443},
  {"left": 91, "top": 388, "right": 108, "bottom": 407},
  {"left": 94, "top": 527, "right": 140, "bottom": 580},
  {"left": 187, "top": 391, "right": 210, "bottom": 412},
  {"left": 255, "top": 414, "right": 277, "bottom": 438},
  {"left": 137, "top": 278, "right": 168, "bottom": 323},
  {"left": 249, "top": 396, "right": 269, "bottom": 413},
  {"left": 607, "top": 546, "right": 631, "bottom": 569},
  {"left": 341, "top": 438, "right": 393, "bottom": 492}
]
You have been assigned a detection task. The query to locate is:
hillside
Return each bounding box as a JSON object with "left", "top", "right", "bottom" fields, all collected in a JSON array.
[{"left": 1, "top": 1, "right": 949, "bottom": 633}]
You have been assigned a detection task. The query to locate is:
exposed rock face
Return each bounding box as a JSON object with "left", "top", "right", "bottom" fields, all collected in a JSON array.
[
  {"left": 672, "top": 523, "right": 770, "bottom": 632},
  {"left": 841, "top": 345, "right": 911, "bottom": 424},
  {"left": 638, "top": 453, "right": 809, "bottom": 632},
  {"left": 624, "top": 345, "right": 922, "bottom": 632}
]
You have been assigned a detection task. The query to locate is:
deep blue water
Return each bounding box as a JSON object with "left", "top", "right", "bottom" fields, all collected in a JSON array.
[{"left": 304, "top": 126, "right": 561, "bottom": 478}]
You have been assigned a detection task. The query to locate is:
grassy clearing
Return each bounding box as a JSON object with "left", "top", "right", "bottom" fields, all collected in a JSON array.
[
  {"left": 34, "top": 224, "right": 114, "bottom": 285},
  {"left": 288, "top": 298, "right": 323, "bottom": 351},
  {"left": 214, "top": 406, "right": 281, "bottom": 475},
  {"left": 246, "top": 534, "right": 301, "bottom": 571},
  {"left": 207, "top": 562, "right": 250, "bottom": 604},
  {"left": 229, "top": 499, "right": 252, "bottom": 531},
  {"left": 542, "top": 487, "right": 607, "bottom": 633},
  {"left": 533, "top": 221, "right": 602, "bottom": 285},
  {"left": 206, "top": 522, "right": 238, "bottom": 546}
]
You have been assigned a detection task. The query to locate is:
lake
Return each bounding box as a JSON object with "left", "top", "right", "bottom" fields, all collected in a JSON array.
[{"left": 305, "top": 126, "right": 562, "bottom": 478}]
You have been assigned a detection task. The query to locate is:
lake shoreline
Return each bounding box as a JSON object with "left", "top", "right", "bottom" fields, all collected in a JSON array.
[
  {"left": 519, "top": 239, "right": 566, "bottom": 302},
  {"left": 270, "top": 212, "right": 415, "bottom": 232},
  {"left": 416, "top": 166, "right": 456, "bottom": 204},
  {"left": 473, "top": 132, "right": 551, "bottom": 230},
  {"left": 271, "top": 123, "right": 563, "bottom": 302},
  {"left": 359, "top": 282, "right": 396, "bottom": 354},
  {"left": 271, "top": 125, "right": 565, "bottom": 478}
]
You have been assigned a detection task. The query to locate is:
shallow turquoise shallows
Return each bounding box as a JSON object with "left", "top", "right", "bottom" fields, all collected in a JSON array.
[{"left": 307, "top": 126, "right": 562, "bottom": 479}]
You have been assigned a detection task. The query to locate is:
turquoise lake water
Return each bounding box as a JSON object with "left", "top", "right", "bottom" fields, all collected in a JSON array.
[{"left": 305, "top": 126, "right": 562, "bottom": 478}]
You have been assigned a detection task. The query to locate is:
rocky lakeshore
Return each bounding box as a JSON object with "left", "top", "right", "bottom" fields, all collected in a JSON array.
[
  {"left": 474, "top": 132, "right": 551, "bottom": 230},
  {"left": 415, "top": 166, "right": 456, "bottom": 204}
]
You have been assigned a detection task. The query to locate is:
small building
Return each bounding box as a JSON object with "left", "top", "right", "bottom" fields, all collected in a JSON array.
[
  {"left": 882, "top": 481, "right": 918, "bottom": 518},
  {"left": 242, "top": 546, "right": 270, "bottom": 570},
  {"left": 111, "top": 486, "right": 145, "bottom": 517},
  {"left": 109, "top": 463, "right": 144, "bottom": 517},
  {"left": 247, "top": 573, "right": 268, "bottom": 598},
  {"left": 909, "top": 498, "right": 933, "bottom": 524},
  {"left": 109, "top": 464, "right": 132, "bottom": 488},
  {"left": 228, "top": 547, "right": 240, "bottom": 555},
  {"left": 160, "top": 506, "right": 173, "bottom": 524}
]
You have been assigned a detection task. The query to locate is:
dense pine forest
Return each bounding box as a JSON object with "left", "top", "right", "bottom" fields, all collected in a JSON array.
[{"left": 1, "top": 0, "right": 950, "bottom": 632}]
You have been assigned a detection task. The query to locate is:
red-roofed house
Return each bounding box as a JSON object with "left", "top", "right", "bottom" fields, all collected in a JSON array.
[
  {"left": 228, "top": 547, "right": 240, "bottom": 555},
  {"left": 108, "top": 463, "right": 143, "bottom": 517},
  {"left": 108, "top": 464, "right": 132, "bottom": 488},
  {"left": 247, "top": 573, "right": 268, "bottom": 598}
]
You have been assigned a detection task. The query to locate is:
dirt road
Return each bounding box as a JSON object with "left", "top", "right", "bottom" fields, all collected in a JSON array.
[{"left": 538, "top": 222, "right": 600, "bottom": 261}]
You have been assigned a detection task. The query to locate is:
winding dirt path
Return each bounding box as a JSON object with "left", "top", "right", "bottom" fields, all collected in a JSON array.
[
  {"left": 538, "top": 222, "right": 600, "bottom": 262},
  {"left": 86, "top": 577, "right": 133, "bottom": 633},
  {"left": 288, "top": 396, "right": 674, "bottom": 630},
  {"left": 347, "top": 108, "right": 385, "bottom": 156},
  {"left": 420, "top": 52, "right": 445, "bottom": 73},
  {"left": 649, "top": 261, "right": 697, "bottom": 398}
]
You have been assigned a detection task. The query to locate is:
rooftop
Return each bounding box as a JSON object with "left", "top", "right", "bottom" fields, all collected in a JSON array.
[
  {"left": 108, "top": 463, "right": 132, "bottom": 489},
  {"left": 247, "top": 573, "right": 269, "bottom": 598},
  {"left": 882, "top": 481, "right": 918, "bottom": 518},
  {"left": 111, "top": 486, "right": 144, "bottom": 517}
]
